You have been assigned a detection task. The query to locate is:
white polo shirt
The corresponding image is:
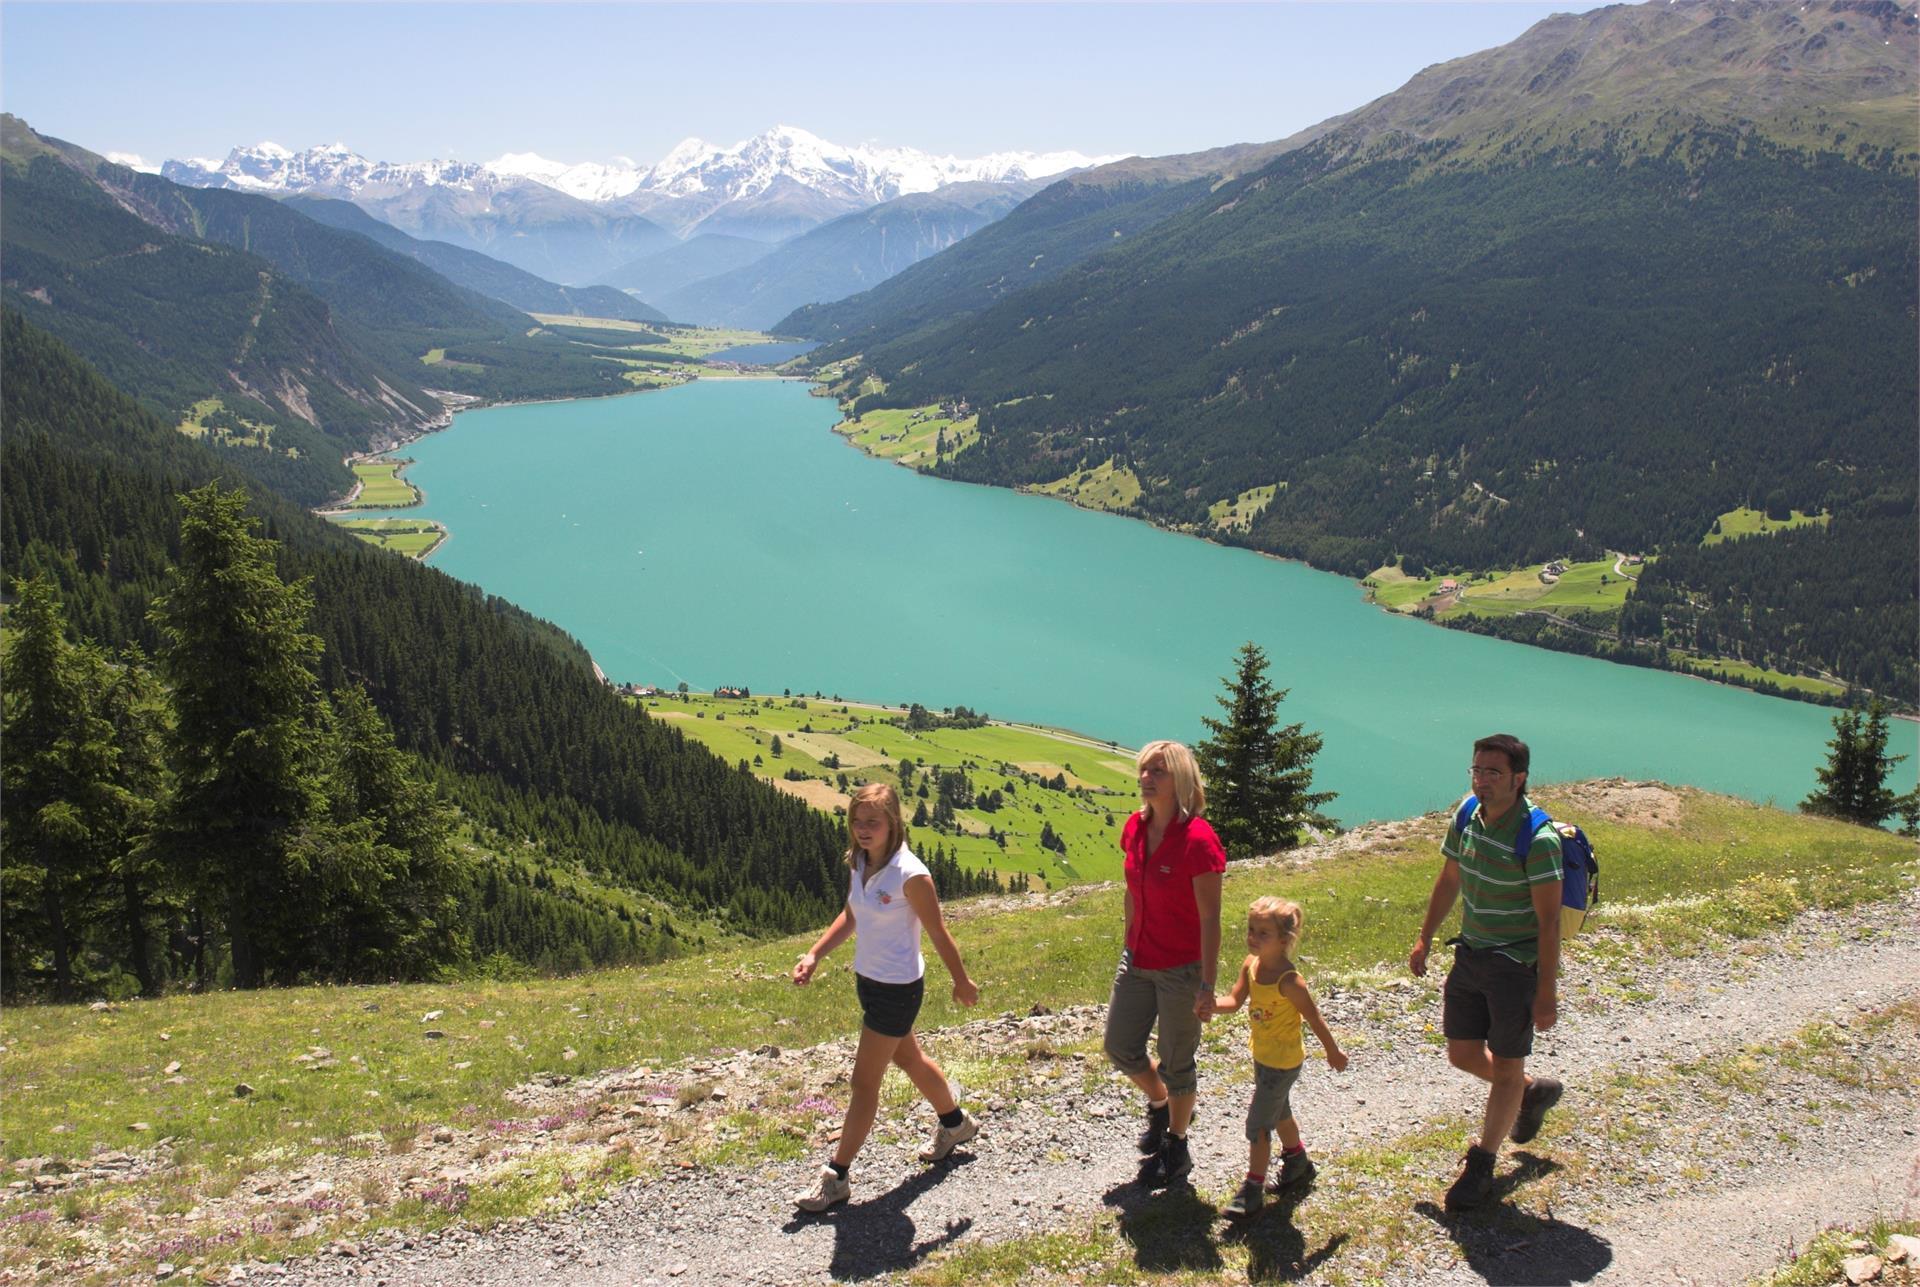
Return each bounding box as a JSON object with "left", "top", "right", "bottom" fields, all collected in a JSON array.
[{"left": 849, "top": 846, "right": 931, "bottom": 984}]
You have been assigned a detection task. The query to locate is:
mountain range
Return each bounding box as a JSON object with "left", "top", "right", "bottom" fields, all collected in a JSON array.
[{"left": 159, "top": 126, "right": 1119, "bottom": 292}]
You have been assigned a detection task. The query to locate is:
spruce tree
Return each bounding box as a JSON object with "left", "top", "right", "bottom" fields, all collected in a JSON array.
[
  {"left": 1804, "top": 702, "right": 1907, "bottom": 828},
  {"left": 150, "top": 483, "right": 326, "bottom": 987},
  {"left": 1195, "top": 641, "right": 1337, "bottom": 859},
  {"left": 1, "top": 578, "right": 115, "bottom": 996}
]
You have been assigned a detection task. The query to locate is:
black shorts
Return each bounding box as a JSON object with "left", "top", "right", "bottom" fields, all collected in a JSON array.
[
  {"left": 855, "top": 974, "right": 925, "bottom": 1038},
  {"left": 1442, "top": 944, "right": 1538, "bottom": 1060}
]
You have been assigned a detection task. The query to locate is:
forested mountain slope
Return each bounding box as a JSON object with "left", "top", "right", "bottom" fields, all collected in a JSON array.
[
  {"left": 281, "top": 195, "right": 667, "bottom": 324},
  {"left": 1, "top": 310, "right": 850, "bottom": 978},
  {"left": 812, "top": 0, "right": 1919, "bottom": 702},
  {"left": 657, "top": 180, "right": 1050, "bottom": 330},
  {"left": 1, "top": 117, "right": 645, "bottom": 503}
]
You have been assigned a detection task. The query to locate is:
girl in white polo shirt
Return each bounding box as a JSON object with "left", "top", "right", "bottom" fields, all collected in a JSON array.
[{"left": 791, "top": 782, "right": 981, "bottom": 1211}]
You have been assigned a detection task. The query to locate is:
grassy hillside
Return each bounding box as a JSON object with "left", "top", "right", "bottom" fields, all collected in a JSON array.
[
  {"left": 636, "top": 692, "right": 1137, "bottom": 886},
  {"left": 2, "top": 785, "right": 1912, "bottom": 1282}
]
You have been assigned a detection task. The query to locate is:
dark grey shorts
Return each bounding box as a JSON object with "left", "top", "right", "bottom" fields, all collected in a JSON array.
[
  {"left": 1442, "top": 944, "right": 1538, "bottom": 1060},
  {"left": 855, "top": 974, "right": 924, "bottom": 1038},
  {"left": 1245, "top": 1061, "right": 1303, "bottom": 1140}
]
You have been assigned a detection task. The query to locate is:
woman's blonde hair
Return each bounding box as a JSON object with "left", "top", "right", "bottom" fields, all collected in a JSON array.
[
  {"left": 845, "top": 782, "right": 908, "bottom": 869},
  {"left": 1136, "top": 739, "right": 1206, "bottom": 820},
  {"left": 1248, "top": 896, "right": 1303, "bottom": 952}
]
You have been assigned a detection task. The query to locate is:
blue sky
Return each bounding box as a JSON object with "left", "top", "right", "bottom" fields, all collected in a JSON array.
[{"left": 3, "top": 2, "right": 1611, "bottom": 168}]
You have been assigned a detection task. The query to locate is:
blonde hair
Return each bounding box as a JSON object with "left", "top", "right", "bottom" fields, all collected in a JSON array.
[
  {"left": 845, "top": 782, "right": 908, "bottom": 869},
  {"left": 1136, "top": 740, "right": 1206, "bottom": 821},
  {"left": 1248, "top": 896, "right": 1303, "bottom": 953}
]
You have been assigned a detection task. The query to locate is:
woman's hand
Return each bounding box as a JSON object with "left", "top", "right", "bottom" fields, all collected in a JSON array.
[
  {"left": 792, "top": 952, "right": 818, "bottom": 986},
  {"left": 952, "top": 977, "right": 979, "bottom": 1008}
]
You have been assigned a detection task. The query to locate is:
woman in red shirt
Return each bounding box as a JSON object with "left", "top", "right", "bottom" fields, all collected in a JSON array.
[{"left": 1102, "top": 739, "right": 1226, "bottom": 1187}]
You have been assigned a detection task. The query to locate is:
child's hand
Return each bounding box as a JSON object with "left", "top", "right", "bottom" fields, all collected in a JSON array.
[
  {"left": 1194, "top": 990, "right": 1217, "bottom": 1021},
  {"left": 953, "top": 977, "right": 979, "bottom": 1008},
  {"left": 792, "top": 953, "right": 818, "bottom": 986},
  {"left": 1210, "top": 994, "right": 1234, "bottom": 1015},
  {"left": 1326, "top": 1047, "right": 1349, "bottom": 1073}
]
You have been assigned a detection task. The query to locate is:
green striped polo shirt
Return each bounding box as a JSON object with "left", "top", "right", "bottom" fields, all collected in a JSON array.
[{"left": 1441, "top": 794, "right": 1564, "bottom": 964}]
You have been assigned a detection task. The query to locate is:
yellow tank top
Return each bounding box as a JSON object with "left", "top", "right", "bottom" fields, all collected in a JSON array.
[{"left": 1247, "top": 962, "right": 1304, "bottom": 1070}]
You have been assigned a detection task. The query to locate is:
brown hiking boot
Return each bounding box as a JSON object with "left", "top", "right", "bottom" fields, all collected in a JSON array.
[
  {"left": 1510, "top": 1076, "right": 1563, "bottom": 1144},
  {"left": 1444, "top": 1146, "right": 1497, "bottom": 1211}
]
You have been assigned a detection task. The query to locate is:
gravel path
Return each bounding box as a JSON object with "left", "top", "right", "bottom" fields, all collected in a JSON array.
[{"left": 264, "top": 892, "right": 1920, "bottom": 1287}]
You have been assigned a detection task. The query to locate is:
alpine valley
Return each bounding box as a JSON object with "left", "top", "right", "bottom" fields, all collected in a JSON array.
[
  {"left": 2, "top": 0, "right": 1914, "bottom": 996},
  {"left": 3, "top": 1, "right": 1920, "bottom": 1280}
]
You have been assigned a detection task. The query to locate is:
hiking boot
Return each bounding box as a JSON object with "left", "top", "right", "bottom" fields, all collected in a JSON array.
[
  {"left": 794, "top": 1164, "right": 850, "bottom": 1212},
  {"left": 1444, "top": 1146, "right": 1497, "bottom": 1211},
  {"left": 920, "top": 1109, "right": 980, "bottom": 1162},
  {"left": 1159, "top": 1133, "right": 1194, "bottom": 1186},
  {"left": 1222, "top": 1177, "right": 1264, "bottom": 1218},
  {"left": 1270, "top": 1150, "right": 1317, "bottom": 1191},
  {"left": 1136, "top": 1100, "right": 1170, "bottom": 1154},
  {"left": 1510, "top": 1076, "right": 1564, "bottom": 1145}
]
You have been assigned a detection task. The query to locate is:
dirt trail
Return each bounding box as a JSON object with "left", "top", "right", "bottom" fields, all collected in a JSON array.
[{"left": 283, "top": 895, "right": 1920, "bottom": 1286}]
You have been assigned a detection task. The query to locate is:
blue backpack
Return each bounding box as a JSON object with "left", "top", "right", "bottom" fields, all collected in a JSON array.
[{"left": 1454, "top": 795, "right": 1600, "bottom": 936}]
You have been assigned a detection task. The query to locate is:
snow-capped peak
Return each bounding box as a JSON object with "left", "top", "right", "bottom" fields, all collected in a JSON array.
[{"left": 160, "top": 127, "right": 1124, "bottom": 231}]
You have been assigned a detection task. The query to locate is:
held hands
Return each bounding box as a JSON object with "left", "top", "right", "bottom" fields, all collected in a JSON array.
[
  {"left": 953, "top": 977, "right": 980, "bottom": 1008},
  {"left": 1408, "top": 938, "right": 1431, "bottom": 978},
  {"left": 1194, "top": 989, "right": 1217, "bottom": 1022},
  {"left": 792, "top": 952, "right": 818, "bottom": 986}
]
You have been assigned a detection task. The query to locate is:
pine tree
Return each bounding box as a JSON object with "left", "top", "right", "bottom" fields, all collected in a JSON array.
[
  {"left": 1804, "top": 702, "right": 1907, "bottom": 828},
  {"left": 1195, "top": 641, "right": 1337, "bottom": 860},
  {"left": 150, "top": 483, "right": 327, "bottom": 988},
  {"left": 1, "top": 578, "right": 117, "bottom": 997}
]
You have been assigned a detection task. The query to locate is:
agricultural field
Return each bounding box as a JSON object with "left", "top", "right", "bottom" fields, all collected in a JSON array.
[
  {"left": 1443, "top": 558, "right": 1636, "bottom": 620},
  {"left": 1364, "top": 557, "right": 1640, "bottom": 621},
  {"left": 418, "top": 349, "right": 485, "bottom": 373},
  {"left": 1702, "top": 506, "right": 1830, "bottom": 545},
  {"left": 331, "top": 518, "right": 447, "bottom": 559},
  {"left": 834, "top": 403, "right": 979, "bottom": 467},
  {"left": 1207, "top": 483, "right": 1278, "bottom": 532},
  {"left": 528, "top": 317, "right": 771, "bottom": 362},
  {"left": 1028, "top": 458, "right": 1143, "bottom": 514},
  {"left": 632, "top": 691, "right": 1138, "bottom": 887},
  {"left": 346, "top": 460, "right": 421, "bottom": 509}
]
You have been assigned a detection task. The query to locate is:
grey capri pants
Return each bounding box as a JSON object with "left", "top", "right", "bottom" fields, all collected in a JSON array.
[{"left": 1103, "top": 960, "right": 1204, "bottom": 1096}]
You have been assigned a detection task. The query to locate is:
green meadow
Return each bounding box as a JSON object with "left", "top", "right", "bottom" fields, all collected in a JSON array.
[
  {"left": 1, "top": 789, "right": 1912, "bottom": 1281},
  {"left": 331, "top": 518, "right": 447, "bottom": 559},
  {"left": 346, "top": 460, "right": 420, "bottom": 509},
  {"left": 1364, "top": 557, "right": 1639, "bottom": 620},
  {"left": 528, "top": 316, "right": 772, "bottom": 362},
  {"left": 1207, "top": 483, "right": 1279, "bottom": 533},
  {"left": 835, "top": 403, "right": 979, "bottom": 467},
  {"left": 1030, "top": 458, "right": 1144, "bottom": 515},
  {"left": 1702, "top": 506, "right": 1830, "bottom": 545},
  {"left": 174, "top": 397, "right": 276, "bottom": 451},
  {"left": 635, "top": 692, "right": 1137, "bottom": 886}
]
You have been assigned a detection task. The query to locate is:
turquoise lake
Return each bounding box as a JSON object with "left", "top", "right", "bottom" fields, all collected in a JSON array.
[{"left": 361, "top": 378, "right": 1918, "bottom": 826}]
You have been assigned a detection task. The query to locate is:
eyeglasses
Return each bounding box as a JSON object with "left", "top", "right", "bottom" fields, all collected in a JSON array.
[{"left": 1467, "top": 766, "right": 1509, "bottom": 780}]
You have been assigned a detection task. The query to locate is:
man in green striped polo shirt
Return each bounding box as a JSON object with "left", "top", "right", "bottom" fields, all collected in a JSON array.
[{"left": 1408, "top": 733, "right": 1565, "bottom": 1211}]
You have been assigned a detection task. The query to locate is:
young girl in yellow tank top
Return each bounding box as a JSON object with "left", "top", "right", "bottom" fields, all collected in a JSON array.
[{"left": 1210, "top": 896, "right": 1348, "bottom": 1217}]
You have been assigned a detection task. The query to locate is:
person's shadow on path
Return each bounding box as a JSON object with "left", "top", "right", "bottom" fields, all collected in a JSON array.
[
  {"left": 782, "top": 1153, "right": 977, "bottom": 1281},
  {"left": 1219, "top": 1179, "right": 1349, "bottom": 1283},
  {"left": 1414, "top": 1152, "right": 1612, "bottom": 1286},
  {"left": 1102, "top": 1176, "right": 1225, "bottom": 1274}
]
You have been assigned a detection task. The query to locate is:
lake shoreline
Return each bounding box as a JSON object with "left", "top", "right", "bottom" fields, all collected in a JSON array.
[{"left": 818, "top": 391, "right": 1899, "bottom": 715}]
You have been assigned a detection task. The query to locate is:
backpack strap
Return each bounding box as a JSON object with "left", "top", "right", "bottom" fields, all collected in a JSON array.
[
  {"left": 1516, "top": 805, "right": 1551, "bottom": 863},
  {"left": 1454, "top": 794, "right": 1478, "bottom": 836}
]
